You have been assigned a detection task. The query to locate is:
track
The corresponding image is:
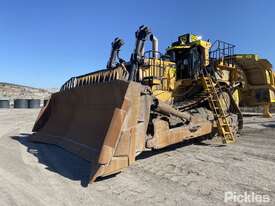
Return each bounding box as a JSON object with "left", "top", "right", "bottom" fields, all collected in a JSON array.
[{"left": 0, "top": 109, "right": 274, "bottom": 205}]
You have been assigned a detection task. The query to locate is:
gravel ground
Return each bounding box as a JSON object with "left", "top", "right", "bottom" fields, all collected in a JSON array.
[{"left": 0, "top": 109, "right": 274, "bottom": 206}]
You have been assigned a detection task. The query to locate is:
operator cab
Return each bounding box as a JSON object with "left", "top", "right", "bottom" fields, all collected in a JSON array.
[{"left": 166, "top": 33, "right": 211, "bottom": 80}]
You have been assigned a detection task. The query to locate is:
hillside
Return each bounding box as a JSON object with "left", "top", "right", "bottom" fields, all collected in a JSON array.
[{"left": 0, "top": 82, "right": 53, "bottom": 99}]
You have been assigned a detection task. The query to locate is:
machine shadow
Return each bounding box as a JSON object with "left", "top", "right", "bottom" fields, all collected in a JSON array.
[
  {"left": 11, "top": 134, "right": 220, "bottom": 185},
  {"left": 261, "top": 123, "right": 275, "bottom": 128},
  {"left": 11, "top": 134, "right": 91, "bottom": 187},
  {"left": 242, "top": 113, "right": 263, "bottom": 117}
]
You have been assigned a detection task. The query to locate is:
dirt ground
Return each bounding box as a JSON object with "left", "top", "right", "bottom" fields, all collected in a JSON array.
[{"left": 0, "top": 109, "right": 274, "bottom": 206}]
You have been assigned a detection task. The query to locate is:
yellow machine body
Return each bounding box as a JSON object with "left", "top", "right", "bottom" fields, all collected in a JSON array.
[
  {"left": 232, "top": 54, "right": 275, "bottom": 117},
  {"left": 31, "top": 29, "right": 249, "bottom": 183}
]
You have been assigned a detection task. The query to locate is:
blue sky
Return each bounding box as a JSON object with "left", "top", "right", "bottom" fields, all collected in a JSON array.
[{"left": 0, "top": 0, "right": 274, "bottom": 88}]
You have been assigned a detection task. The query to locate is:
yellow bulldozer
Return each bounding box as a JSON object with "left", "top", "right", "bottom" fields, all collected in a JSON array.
[{"left": 31, "top": 26, "right": 260, "bottom": 183}]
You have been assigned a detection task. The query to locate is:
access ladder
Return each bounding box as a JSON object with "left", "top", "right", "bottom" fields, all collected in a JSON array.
[{"left": 201, "top": 76, "right": 236, "bottom": 143}]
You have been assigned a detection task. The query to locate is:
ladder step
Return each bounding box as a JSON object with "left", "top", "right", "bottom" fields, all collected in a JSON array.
[{"left": 220, "top": 123, "right": 229, "bottom": 126}]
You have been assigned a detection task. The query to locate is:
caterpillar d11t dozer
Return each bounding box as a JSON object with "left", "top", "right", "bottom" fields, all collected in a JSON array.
[{"left": 31, "top": 26, "right": 242, "bottom": 183}]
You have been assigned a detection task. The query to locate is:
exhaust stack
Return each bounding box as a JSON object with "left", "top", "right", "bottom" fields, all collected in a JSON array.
[{"left": 150, "top": 34, "right": 159, "bottom": 59}]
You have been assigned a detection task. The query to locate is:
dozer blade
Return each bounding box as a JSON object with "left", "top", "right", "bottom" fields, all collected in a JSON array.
[{"left": 31, "top": 80, "right": 151, "bottom": 182}]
